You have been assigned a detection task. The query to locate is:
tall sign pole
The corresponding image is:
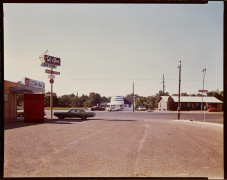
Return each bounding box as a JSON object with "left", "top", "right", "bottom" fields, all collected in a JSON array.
[
  {"left": 40, "top": 52, "right": 61, "bottom": 119},
  {"left": 50, "top": 68, "right": 53, "bottom": 119},
  {"left": 177, "top": 61, "right": 181, "bottom": 120}
]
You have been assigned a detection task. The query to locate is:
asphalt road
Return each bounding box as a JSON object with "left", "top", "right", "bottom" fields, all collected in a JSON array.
[
  {"left": 4, "top": 111, "right": 223, "bottom": 178},
  {"left": 46, "top": 110, "right": 223, "bottom": 124}
]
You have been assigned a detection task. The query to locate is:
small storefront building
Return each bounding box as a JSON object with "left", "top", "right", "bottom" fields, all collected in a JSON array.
[
  {"left": 158, "top": 96, "right": 223, "bottom": 111},
  {"left": 4, "top": 80, "right": 45, "bottom": 122}
]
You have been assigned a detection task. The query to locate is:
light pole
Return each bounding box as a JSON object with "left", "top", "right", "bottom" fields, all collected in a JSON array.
[
  {"left": 177, "top": 61, "right": 181, "bottom": 120},
  {"left": 201, "top": 68, "right": 206, "bottom": 122}
]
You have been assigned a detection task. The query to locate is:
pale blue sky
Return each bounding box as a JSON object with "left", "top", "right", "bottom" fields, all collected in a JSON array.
[{"left": 4, "top": 2, "right": 223, "bottom": 97}]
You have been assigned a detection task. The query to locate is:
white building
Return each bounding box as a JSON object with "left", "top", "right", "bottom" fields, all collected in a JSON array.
[{"left": 107, "top": 96, "right": 133, "bottom": 111}]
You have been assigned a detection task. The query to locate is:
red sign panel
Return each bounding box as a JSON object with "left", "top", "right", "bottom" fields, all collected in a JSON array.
[
  {"left": 198, "top": 90, "right": 208, "bottom": 93},
  {"left": 45, "top": 69, "right": 60, "bottom": 75},
  {"left": 44, "top": 55, "right": 61, "bottom": 66}
]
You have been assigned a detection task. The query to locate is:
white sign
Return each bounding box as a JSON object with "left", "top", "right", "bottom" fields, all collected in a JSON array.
[
  {"left": 48, "top": 74, "right": 55, "bottom": 79},
  {"left": 24, "top": 77, "right": 45, "bottom": 90},
  {"left": 41, "top": 62, "right": 57, "bottom": 69}
]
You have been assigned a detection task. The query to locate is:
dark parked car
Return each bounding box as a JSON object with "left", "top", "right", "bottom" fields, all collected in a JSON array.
[
  {"left": 90, "top": 106, "right": 105, "bottom": 111},
  {"left": 54, "top": 109, "right": 96, "bottom": 120}
]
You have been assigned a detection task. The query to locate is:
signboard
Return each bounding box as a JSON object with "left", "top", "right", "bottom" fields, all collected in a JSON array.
[
  {"left": 24, "top": 77, "right": 45, "bottom": 90},
  {"left": 198, "top": 90, "right": 208, "bottom": 93},
  {"left": 48, "top": 74, "right": 55, "bottom": 79},
  {"left": 41, "top": 62, "right": 57, "bottom": 69},
  {"left": 45, "top": 69, "right": 60, "bottom": 75},
  {"left": 44, "top": 55, "right": 61, "bottom": 66},
  {"left": 46, "top": 92, "right": 56, "bottom": 96}
]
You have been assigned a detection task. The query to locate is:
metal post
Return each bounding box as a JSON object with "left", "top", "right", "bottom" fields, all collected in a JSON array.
[
  {"left": 133, "top": 81, "right": 134, "bottom": 112},
  {"left": 162, "top": 74, "right": 165, "bottom": 95},
  {"left": 177, "top": 61, "right": 181, "bottom": 120},
  {"left": 202, "top": 68, "right": 206, "bottom": 122},
  {"left": 50, "top": 68, "right": 53, "bottom": 119}
]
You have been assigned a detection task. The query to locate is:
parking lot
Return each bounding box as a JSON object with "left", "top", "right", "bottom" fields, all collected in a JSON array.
[{"left": 4, "top": 111, "right": 223, "bottom": 178}]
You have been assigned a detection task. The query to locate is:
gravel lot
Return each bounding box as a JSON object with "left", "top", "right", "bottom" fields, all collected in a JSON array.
[{"left": 4, "top": 111, "right": 223, "bottom": 178}]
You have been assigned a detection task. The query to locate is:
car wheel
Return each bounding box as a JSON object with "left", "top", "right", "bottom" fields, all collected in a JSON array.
[{"left": 81, "top": 116, "right": 87, "bottom": 120}]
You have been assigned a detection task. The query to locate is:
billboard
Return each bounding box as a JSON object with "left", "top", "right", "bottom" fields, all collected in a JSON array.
[
  {"left": 24, "top": 77, "right": 45, "bottom": 90},
  {"left": 44, "top": 55, "right": 61, "bottom": 66}
]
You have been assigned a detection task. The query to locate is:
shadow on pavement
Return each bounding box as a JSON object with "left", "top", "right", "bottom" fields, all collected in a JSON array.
[{"left": 4, "top": 118, "right": 103, "bottom": 130}]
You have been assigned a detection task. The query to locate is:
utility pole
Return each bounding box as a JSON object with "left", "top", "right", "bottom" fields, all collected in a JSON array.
[
  {"left": 133, "top": 81, "right": 134, "bottom": 112},
  {"left": 177, "top": 61, "right": 181, "bottom": 120},
  {"left": 161, "top": 74, "right": 165, "bottom": 95},
  {"left": 201, "top": 68, "right": 207, "bottom": 121}
]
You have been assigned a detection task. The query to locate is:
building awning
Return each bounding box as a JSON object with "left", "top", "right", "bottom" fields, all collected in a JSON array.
[{"left": 10, "top": 85, "right": 44, "bottom": 94}]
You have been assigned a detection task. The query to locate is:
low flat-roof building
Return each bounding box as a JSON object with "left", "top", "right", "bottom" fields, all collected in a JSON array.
[
  {"left": 4, "top": 80, "right": 45, "bottom": 122},
  {"left": 158, "top": 96, "right": 223, "bottom": 111}
]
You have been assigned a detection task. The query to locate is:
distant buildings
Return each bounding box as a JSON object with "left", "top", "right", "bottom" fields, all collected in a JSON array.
[
  {"left": 158, "top": 96, "right": 223, "bottom": 111},
  {"left": 107, "top": 96, "right": 133, "bottom": 111}
]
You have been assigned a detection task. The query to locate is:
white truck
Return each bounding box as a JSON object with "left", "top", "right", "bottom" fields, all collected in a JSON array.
[{"left": 137, "top": 106, "right": 146, "bottom": 111}]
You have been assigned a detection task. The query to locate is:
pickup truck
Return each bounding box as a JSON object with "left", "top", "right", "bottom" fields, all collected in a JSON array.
[{"left": 137, "top": 106, "right": 146, "bottom": 111}]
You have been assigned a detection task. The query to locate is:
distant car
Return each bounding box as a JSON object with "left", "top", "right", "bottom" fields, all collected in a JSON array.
[
  {"left": 137, "top": 106, "right": 146, "bottom": 111},
  {"left": 207, "top": 107, "right": 221, "bottom": 112},
  {"left": 17, "top": 110, "right": 46, "bottom": 117},
  {"left": 17, "top": 110, "right": 24, "bottom": 117},
  {"left": 107, "top": 107, "right": 121, "bottom": 112},
  {"left": 54, "top": 109, "right": 96, "bottom": 120},
  {"left": 90, "top": 106, "right": 105, "bottom": 111}
]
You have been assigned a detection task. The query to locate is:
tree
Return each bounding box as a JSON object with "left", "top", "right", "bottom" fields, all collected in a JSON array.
[
  {"left": 181, "top": 92, "right": 189, "bottom": 96},
  {"left": 58, "top": 95, "right": 72, "bottom": 107},
  {"left": 89, "top": 92, "right": 101, "bottom": 106},
  {"left": 84, "top": 99, "right": 95, "bottom": 107},
  {"left": 207, "top": 90, "right": 223, "bottom": 102},
  {"left": 167, "top": 96, "right": 175, "bottom": 110}
]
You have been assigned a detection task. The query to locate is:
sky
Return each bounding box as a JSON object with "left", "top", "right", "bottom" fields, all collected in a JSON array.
[{"left": 3, "top": 2, "right": 223, "bottom": 98}]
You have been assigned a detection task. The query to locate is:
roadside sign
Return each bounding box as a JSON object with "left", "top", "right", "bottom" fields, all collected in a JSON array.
[
  {"left": 45, "top": 69, "right": 60, "bottom": 75},
  {"left": 24, "top": 77, "right": 45, "bottom": 90},
  {"left": 44, "top": 55, "right": 61, "bottom": 66},
  {"left": 41, "top": 62, "right": 57, "bottom": 69},
  {"left": 198, "top": 90, "right": 208, "bottom": 93},
  {"left": 48, "top": 74, "right": 55, "bottom": 79},
  {"left": 46, "top": 93, "right": 56, "bottom": 96},
  {"left": 50, "top": 79, "right": 54, "bottom": 84}
]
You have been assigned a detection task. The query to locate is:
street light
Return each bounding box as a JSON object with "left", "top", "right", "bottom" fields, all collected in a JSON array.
[{"left": 201, "top": 68, "right": 207, "bottom": 121}]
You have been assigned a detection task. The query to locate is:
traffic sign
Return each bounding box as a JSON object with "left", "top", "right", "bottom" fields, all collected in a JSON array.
[
  {"left": 41, "top": 62, "right": 57, "bottom": 69},
  {"left": 49, "top": 78, "right": 54, "bottom": 84},
  {"left": 46, "top": 92, "right": 56, "bottom": 96},
  {"left": 45, "top": 69, "right": 60, "bottom": 75},
  {"left": 198, "top": 90, "right": 208, "bottom": 93},
  {"left": 48, "top": 74, "right": 55, "bottom": 79}
]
